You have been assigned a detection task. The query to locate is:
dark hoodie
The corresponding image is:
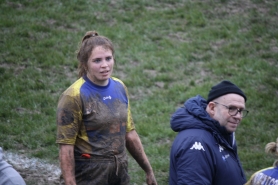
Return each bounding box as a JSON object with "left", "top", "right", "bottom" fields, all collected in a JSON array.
[{"left": 169, "top": 95, "right": 246, "bottom": 185}]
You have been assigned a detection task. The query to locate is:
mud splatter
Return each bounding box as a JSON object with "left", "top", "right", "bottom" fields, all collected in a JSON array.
[{"left": 3, "top": 151, "right": 61, "bottom": 185}]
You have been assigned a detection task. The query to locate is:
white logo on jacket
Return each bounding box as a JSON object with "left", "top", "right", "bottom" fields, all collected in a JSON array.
[
  {"left": 190, "top": 142, "right": 205, "bottom": 151},
  {"left": 219, "top": 145, "right": 224, "bottom": 152},
  {"left": 222, "top": 154, "right": 230, "bottom": 161}
]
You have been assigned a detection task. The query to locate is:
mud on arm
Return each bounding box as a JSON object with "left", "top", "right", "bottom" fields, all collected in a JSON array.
[
  {"left": 59, "top": 144, "right": 76, "bottom": 185},
  {"left": 126, "top": 130, "right": 157, "bottom": 185}
]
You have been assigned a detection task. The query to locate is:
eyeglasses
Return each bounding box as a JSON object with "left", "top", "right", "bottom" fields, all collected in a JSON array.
[{"left": 214, "top": 102, "right": 249, "bottom": 118}]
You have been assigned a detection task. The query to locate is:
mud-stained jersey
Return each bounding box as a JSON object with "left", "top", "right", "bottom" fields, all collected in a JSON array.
[{"left": 56, "top": 76, "right": 135, "bottom": 156}]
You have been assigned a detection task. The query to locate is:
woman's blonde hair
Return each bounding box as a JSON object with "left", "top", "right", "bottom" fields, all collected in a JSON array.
[
  {"left": 265, "top": 137, "right": 278, "bottom": 167},
  {"left": 76, "top": 31, "right": 115, "bottom": 78}
]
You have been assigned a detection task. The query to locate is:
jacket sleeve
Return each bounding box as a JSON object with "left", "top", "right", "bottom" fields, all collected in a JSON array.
[{"left": 175, "top": 136, "right": 215, "bottom": 185}]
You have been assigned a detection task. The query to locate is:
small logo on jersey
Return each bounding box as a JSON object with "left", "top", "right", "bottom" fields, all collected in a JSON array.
[
  {"left": 190, "top": 142, "right": 205, "bottom": 151},
  {"left": 103, "top": 96, "right": 112, "bottom": 100}
]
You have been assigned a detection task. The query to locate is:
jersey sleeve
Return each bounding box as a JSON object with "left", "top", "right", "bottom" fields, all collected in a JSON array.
[
  {"left": 56, "top": 86, "right": 83, "bottom": 145},
  {"left": 112, "top": 77, "right": 135, "bottom": 132},
  {"left": 126, "top": 96, "right": 135, "bottom": 132}
]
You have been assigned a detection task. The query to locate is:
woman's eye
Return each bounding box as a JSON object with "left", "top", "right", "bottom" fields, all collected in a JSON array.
[
  {"left": 106, "top": 57, "right": 112, "bottom": 61},
  {"left": 94, "top": 59, "right": 101, "bottom": 63}
]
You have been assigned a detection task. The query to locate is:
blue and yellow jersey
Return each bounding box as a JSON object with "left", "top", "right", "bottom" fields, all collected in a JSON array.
[
  {"left": 245, "top": 166, "right": 278, "bottom": 185},
  {"left": 56, "top": 76, "right": 135, "bottom": 156}
]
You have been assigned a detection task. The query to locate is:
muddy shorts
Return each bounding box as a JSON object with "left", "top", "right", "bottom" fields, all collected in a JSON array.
[{"left": 61, "top": 152, "right": 130, "bottom": 185}]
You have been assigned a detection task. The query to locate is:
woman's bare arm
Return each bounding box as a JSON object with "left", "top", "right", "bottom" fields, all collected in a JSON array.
[
  {"left": 59, "top": 144, "right": 76, "bottom": 185},
  {"left": 126, "top": 130, "right": 157, "bottom": 185}
]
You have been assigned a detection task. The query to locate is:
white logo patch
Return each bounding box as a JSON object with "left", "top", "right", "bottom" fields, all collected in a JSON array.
[
  {"left": 222, "top": 154, "right": 230, "bottom": 161},
  {"left": 103, "top": 96, "right": 112, "bottom": 100},
  {"left": 190, "top": 142, "right": 205, "bottom": 151},
  {"left": 219, "top": 145, "right": 224, "bottom": 152}
]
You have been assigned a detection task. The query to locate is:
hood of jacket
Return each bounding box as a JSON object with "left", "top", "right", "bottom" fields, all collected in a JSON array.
[
  {"left": 170, "top": 95, "right": 235, "bottom": 148},
  {"left": 0, "top": 147, "right": 12, "bottom": 171}
]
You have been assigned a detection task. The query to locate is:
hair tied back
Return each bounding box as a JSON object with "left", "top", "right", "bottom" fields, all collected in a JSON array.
[
  {"left": 91, "top": 32, "right": 98, "bottom": 37},
  {"left": 82, "top": 31, "right": 99, "bottom": 42}
]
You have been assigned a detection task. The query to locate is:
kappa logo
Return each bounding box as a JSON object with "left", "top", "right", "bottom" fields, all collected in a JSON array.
[
  {"left": 190, "top": 142, "right": 205, "bottom": 151},
  {"left": 219, "top": 145, "right": 224, "bottom": 152}
]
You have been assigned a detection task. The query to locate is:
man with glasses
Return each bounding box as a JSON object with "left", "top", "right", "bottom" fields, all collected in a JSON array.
[{"left": 169, "top": 80, "right": 248, "bottom": 185}]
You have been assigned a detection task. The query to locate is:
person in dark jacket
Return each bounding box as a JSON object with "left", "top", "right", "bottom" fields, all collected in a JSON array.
[{"left": 169, "top": 80, "right": 248, "bottom": 185}]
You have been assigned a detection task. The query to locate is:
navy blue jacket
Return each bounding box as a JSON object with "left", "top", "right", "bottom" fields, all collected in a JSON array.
[{"left": 169, "top": 95, "right": 246, "bottom": 185}]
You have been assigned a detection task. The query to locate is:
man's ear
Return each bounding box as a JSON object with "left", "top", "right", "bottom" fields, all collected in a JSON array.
[{"left": 206, "top": 102, "right": 216, "bottom": 116}]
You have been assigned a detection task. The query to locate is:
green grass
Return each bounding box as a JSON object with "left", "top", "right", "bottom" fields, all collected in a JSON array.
[{"left": 1, "top": 0, "right": 278, "bottom": 184}]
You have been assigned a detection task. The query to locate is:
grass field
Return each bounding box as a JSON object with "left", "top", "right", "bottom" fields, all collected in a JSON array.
[{"left": 1, "top": 0, "right": 278, "bottom": 184}]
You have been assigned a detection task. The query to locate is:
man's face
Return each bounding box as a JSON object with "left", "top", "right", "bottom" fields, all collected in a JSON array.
[{"left": 212, "top": 94, "right": 246, "bottom": 133}]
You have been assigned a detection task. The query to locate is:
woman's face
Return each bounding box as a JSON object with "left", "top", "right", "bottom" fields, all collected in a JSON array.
[{"left": 86, "top": 46, "right": 114, "bottom": 86}]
